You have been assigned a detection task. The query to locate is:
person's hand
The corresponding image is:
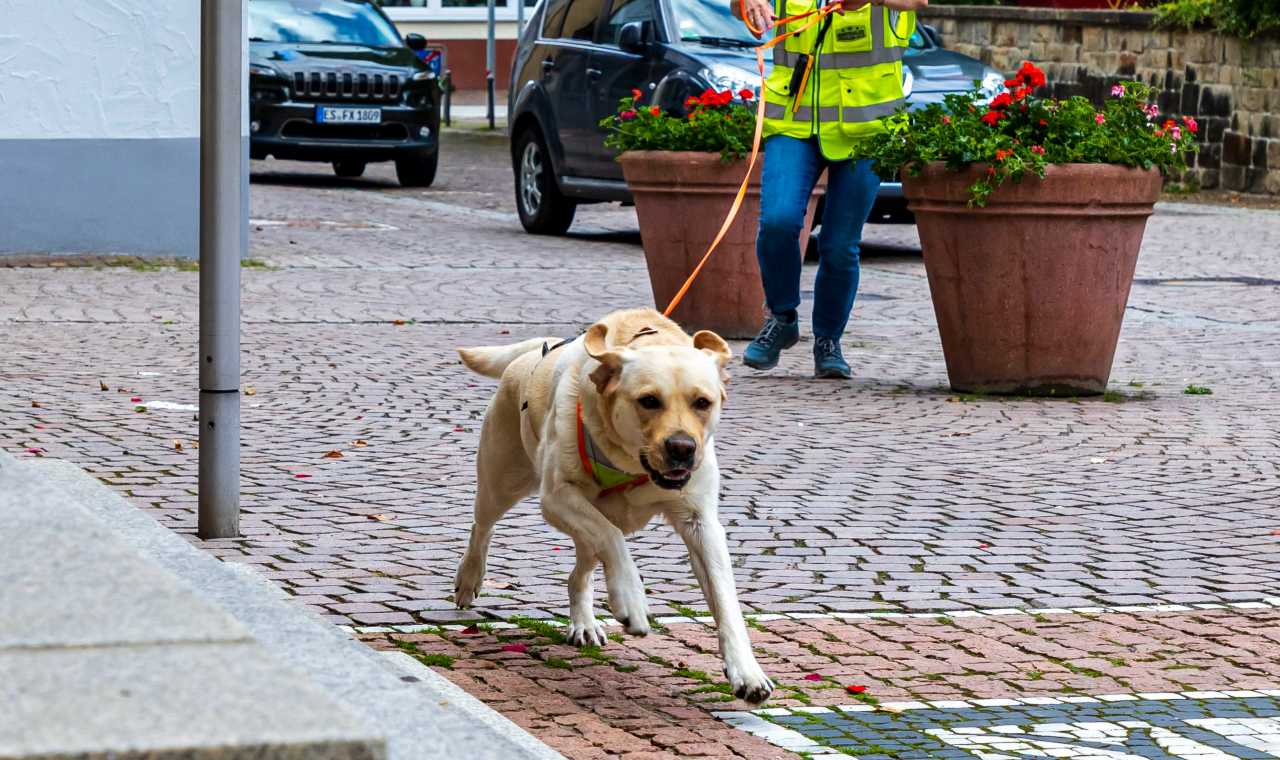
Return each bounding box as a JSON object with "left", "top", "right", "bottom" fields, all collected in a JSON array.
[{"left": 737, "top": 0, "right": 776, "bottom": 37}]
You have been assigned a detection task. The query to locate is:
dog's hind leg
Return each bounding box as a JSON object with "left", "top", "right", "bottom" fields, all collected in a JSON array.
[
  {"left": 455, "top": 390, "right": 534, "bottom": 609},
  {"left": 565, "top": 541, "right": 608, "bottom": 647}
]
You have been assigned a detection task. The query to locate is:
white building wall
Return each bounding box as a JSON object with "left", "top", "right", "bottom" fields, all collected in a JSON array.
[{"left": 0, "top": 0, "right": 201, "bottom": 256}]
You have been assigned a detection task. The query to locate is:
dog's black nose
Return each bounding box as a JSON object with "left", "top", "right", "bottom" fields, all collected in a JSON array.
[{"left": 664, "top": 434, "right": 697, "bottom": 466}]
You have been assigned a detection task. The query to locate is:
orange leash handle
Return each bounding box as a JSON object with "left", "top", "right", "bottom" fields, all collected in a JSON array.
[{"left": 661, "top": 2, "right": 838, "bottom": 319}]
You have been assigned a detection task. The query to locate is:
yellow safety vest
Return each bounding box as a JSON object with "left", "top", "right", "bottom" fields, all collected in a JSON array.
[{"left": 763, "top": 0, "right": 915, "bottom": 160}]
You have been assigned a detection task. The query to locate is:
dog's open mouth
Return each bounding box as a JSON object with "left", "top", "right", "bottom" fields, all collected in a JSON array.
[{"left": 640, "top": 455, "right": 692, "bottom": 490}]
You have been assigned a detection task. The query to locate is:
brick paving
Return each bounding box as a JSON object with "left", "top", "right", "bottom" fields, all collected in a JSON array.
[{"left": 4, "top": 131, "right": 1280, "bottom": 756}]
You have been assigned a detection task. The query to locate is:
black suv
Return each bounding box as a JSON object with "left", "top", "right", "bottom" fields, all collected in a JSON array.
[
  {"left": 508, "top": 0, "right": 1001, "bottom": 233},
  {"left": 248, "top": 0, "right": 441, "bottom": 186}
]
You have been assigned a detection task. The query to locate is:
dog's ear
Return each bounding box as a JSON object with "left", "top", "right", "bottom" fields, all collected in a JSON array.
[
  {"left": 693, "top": 330, "right": 732, "bottom": 386},
  {"left": 584, "top": 322, "right": 626, "bottom": 395}
]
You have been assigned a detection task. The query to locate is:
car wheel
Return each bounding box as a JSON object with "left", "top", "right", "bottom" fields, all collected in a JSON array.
[
  {"left": 515, "top": 128, "right": 575, "bottom": 235},
  {"left": 333, "top": 161, "right": 366, "bottom": 178},
  {"left": 396, "top": 151, "right": 437, "bottom": 187}
]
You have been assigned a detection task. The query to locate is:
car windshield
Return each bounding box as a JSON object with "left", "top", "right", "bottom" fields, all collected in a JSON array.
[
  {"left": 249, "top": 0, "right": 402, "bottom": 47},
  {"left": 671, "top": 0, "right": 761, "bottom": 47}
]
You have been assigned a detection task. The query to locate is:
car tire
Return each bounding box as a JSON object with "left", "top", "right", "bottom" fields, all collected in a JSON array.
[
  {"left": 396, "top": 151, "right": 438, "bottom": 187},
  {"left": 514, "top": 128, "right": 575, "bottom": 235},
  {"left": 333, "top": 161, "right": 366, "bottom": 178}
]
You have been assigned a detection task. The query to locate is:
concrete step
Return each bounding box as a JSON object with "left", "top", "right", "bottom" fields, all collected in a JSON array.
[
  {"left": 0, "top": 450, "right": 564, "bottom": 760},
  {"left": 0, "top": 451, "right": 384, "bottom": 760}
]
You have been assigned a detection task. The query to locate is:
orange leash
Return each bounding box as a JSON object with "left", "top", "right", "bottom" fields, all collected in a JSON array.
[{"left": 661, "top": 1, "right": 840, "bottom": 319}]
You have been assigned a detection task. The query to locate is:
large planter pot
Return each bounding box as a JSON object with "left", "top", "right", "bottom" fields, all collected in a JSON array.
[
  {"left": 904, "top": 162, "right": 1162, "bottom": 396},
  {"left": 619, "top": 151, "right": 823, "bottom": 339}
]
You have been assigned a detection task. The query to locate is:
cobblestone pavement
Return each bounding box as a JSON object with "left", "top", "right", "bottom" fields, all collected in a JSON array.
[{"left": 4, "top": 131, "right": 1280, "bottom": 757}]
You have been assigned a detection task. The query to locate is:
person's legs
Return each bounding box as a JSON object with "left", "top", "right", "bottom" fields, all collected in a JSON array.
[
  {"left": 744, "top": 136, "right": 824, "bottom": 371},
  {"left": 810, "top": 158, "right": 878, "bottom": 378},
  {"left": 812, "top": 158, "right": 879, "bottom": 340}
]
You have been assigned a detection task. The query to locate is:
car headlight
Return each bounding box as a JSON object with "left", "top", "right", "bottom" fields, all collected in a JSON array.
[
  {"left": 249, "top": 63, "right": 282, "bottom": 79},
  {"left": 412, "top": 70, "right": 436, "bottom": 81},
  {"left": 978, "top": 69, "right": 1005, "bottom": 99},
  {"left": 698, "top": 63, "right": 759, "bottom": 98}
]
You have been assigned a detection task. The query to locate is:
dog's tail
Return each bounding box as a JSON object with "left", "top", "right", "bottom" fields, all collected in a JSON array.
[{"left": 457, "top": 337, "right": 558, "bottom": 379}]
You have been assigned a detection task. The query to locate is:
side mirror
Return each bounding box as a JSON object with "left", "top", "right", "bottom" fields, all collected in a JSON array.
[
  {"left": 405, "top": 33, "right": 428, "bottom": 52},
  {"left": 619, "top": 21, "right": 648, "bottom": 55},
  {"left": 922, "top": 24, "right": 942, "bottom": 49}
]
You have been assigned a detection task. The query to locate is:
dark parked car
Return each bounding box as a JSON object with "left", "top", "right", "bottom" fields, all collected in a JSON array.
[
  {"left": 508, "top": 0, "right": 1004, "bottom": 233},
  {"left": 248, "top": 0, "right": 441, "bottom": 186}
]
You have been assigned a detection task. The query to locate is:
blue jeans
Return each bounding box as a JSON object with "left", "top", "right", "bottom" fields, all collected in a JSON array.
[{"left": 755, "top": 135, "right": 880, "bottom": 340}]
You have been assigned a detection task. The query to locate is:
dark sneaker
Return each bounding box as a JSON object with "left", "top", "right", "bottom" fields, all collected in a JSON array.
[
  {"left": 742, "top": 313, "right": 800, "bottom": 371},
  {"left": 813, "top": 337, "right": 852, "bottom": 379}
]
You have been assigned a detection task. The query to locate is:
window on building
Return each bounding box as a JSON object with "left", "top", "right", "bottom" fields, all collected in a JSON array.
[
  {"left": 597, "top": 0, "right": 654, "bottom": 45},
  {"left": 559, "top": 0, "right": 605, "bottom": 40}
]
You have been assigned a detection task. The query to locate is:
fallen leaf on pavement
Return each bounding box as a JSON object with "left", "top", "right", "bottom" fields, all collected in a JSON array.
[
  {"left": 500, "top": 643, "right": 528, "bottom": 654},
  {"left": 352, "top": 439, "right": 369, "bottom": 447},
  {"left": 26, "top": 448, "right": 44, "bottom": 456},
  {"left": 392, "top": 319, "right": 406, "bottom": 326},
  {"left": 130, "top": 396, "right": 142, "bottom": 403},
  {"left": 133, "top": 405, "right": 147, "bottom": 413},
  {"left": 461, "top": 625, "right": 481, "bottom": 635},
  {"left": 30, "top": 401, "right": 41, "bottom": 408},
  {"left": 453, "top": 426, "right": 465, "bottom": 432},
  {"left": 1089, "top": 457, "right": 1106, "bottom": 464},
  {"left": 173, "top": 440, "right": 183, "bottom": 451},
  {"left": 484, "top": 579, "right": 512, "bottom": 589},
  {"left": 99, "top": 381, "right": 109, "bottom": 391},
  {"left": 845, "top": 685, "right": 867, "bottom": 694},
  {"left": 323, "top": 449, "right": 344, "bottom": 459},
  {"left": 294, "top": 473, "right": 311, "bottom": 478},
  {"left": 978, "top": 543, "right": 990, "bottom": 549},
  {"left": 368, "top": 514, "right": 390, "bottom": 521},
  {"left": 498, "top": 330, "right": 509, "bottom": 335},
  {"left": 245, "top": 386, "right": 257, "bottom": 396},
  {"left": 803, "top": 673, "right": 824, "bottom": 682}
]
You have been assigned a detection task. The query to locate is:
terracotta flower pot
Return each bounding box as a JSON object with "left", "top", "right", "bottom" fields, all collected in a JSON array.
[
  {"left": 619, "top": 151, "right": 823, "bottom": 339},
  {"left": 904, "top": 162, "right": 1162, "bottom": 396}
]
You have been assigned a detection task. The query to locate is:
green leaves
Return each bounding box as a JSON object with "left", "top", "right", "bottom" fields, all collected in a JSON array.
[
  {"left": 859, "top": 67, "right": 1200, "bottom": 206},
  {"left": 599, "top": 91, "right": 757, "bottom": 162}
]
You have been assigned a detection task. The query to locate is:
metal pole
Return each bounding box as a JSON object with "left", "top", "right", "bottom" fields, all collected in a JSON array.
[
  {"left": 486, "top": 0, "right": 496, "bottom": 129},
  {"left": 517, "top": 0, "right": 525, "bottom": 34},
  {"left": 198, "top": 0, "right": 246, "bottom": 539},
  {"left": 443, "top": 69, "right": 452, "bottom": 127}
]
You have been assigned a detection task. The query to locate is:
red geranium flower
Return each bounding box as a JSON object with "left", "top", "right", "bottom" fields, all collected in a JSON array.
[
  {"left": 995, "top": 148, "right": 1014, "bottom": 161},
  {"left": 1031, "top": 145, "right": 1045, "bottom": 155},
  {"left": 650, "top": 105, "right": 661, "bottom": 116},
  {"left": 989, "top": 92, "right": 1013, "bottom": 110},
  {"left": 1016, "top": 61, "right": 1046, "bottom": 89},
  {"left": 631, "top": 88, "right": 643, "bottom": 99},
  {"left": 739, "top": 88, "right": 754, "bottom": 100},
  {"left": 980, "top": 110, "right": 1004, "bottom": 126}
]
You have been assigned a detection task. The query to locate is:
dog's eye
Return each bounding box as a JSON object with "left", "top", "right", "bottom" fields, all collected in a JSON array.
[
  {"left": 692, "top": 397, "right": 713, "bottom": 411},
  {"left": 637, "top": 394, "right": 662, "bottom": 410}
]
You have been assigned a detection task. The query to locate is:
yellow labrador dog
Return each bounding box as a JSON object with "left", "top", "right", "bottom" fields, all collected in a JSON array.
[{"left": 455, "top": 308, "right": 774, "bottom": 703}]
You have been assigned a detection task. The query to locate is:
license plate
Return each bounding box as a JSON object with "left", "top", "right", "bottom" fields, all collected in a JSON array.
[{"left": 315, "top": 106, "right": 381, "bottom": 124}]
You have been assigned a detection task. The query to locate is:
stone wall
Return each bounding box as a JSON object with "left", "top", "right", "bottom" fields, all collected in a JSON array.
[{"left": 919, "top": 6, "right": 1280, "bottom": 195}]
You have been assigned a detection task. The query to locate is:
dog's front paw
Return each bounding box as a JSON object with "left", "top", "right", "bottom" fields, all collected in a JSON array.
[
  {"left": 454, "top": 564, "right": 484, "bottom": 609},
  {"left": 606, "top": 581, "right": 650, "bottom": 637},
  {"left": 566, "top": 617, "right": 609, "bottom": 647},
  {"left": 725, "top": 661, "right": 774, "bottom": 704}
]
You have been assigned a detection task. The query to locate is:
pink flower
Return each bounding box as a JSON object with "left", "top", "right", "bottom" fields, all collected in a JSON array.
[
  {"left": 1031, "top": 145, "right": 1045, "bottom": 155},
  {"left": 619, "top": 109, "right": 637, "bottom": 121},
  {"left": 1111, "top": 84, "right": 1125, "bottom": 97},
  {"left": 1144, "top": 103, "right": 1159, "bottom": 121},
  {"left": 1171, "top": 126, "right": 1182, "bottom": 140},
  {"left": 1095, "top": 112, "right": 1106, "bottom": 125},
  {"left": 1183, "top": 116, "right": 1198, "bottom": 134},
  {"left": 941, "top": 115, "right": 951, "bottom": 125}
]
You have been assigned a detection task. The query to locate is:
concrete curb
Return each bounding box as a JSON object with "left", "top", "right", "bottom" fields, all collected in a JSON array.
[{"left": 22, "top": 457, "right": 564, "bottom": 760}]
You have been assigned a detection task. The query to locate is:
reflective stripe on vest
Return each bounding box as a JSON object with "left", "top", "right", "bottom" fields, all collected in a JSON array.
[{"left": 772, "top": 6, "right": 905, "bottom": 69}]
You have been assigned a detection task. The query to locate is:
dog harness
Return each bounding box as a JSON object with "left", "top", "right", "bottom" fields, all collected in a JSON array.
[{"left": 576, "top": 401, "right": 649, "bottom": 497}]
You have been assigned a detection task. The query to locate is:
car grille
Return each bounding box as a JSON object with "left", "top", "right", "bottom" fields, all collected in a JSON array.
[{"left": 291, "top": 70, "right": 402, "bottom": 102}]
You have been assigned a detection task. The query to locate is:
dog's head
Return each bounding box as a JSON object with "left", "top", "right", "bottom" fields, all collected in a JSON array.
[{"left": 583, "top": 322, "right": 731, "bottom": 490}]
